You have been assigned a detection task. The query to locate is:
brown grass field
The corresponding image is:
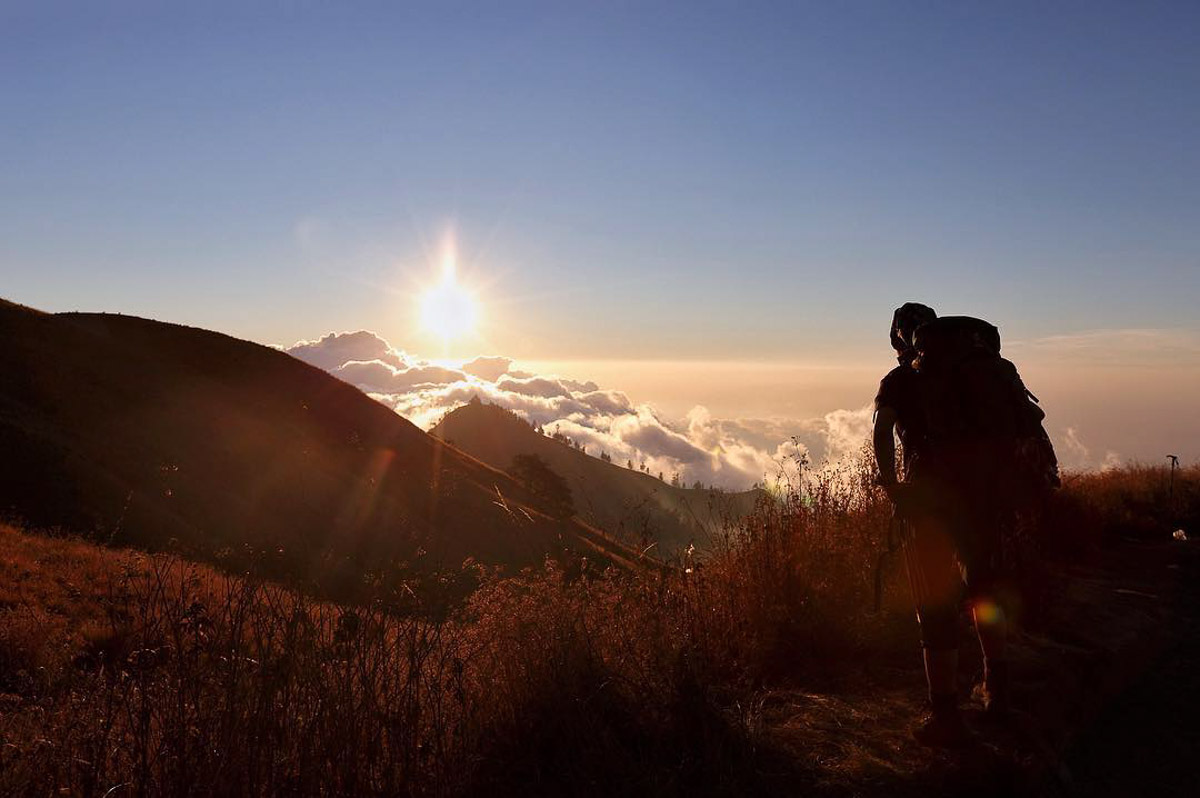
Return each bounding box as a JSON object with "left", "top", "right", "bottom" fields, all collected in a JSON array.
[{"left": 1, "top": 459, "right": 1196, "bottom": 796}]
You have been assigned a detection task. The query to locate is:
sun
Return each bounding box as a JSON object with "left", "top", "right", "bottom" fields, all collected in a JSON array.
[{"left": 419, "top": 254, "right": 478, "bottom": 342}]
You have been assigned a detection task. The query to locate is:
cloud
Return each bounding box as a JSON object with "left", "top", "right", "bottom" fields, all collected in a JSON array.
[
  {"left": 612, "top": 408, "right": 710, "bottom": 464},
  {"left": 820, "top": 407, "right": 875, "bottom": 462},
  {"left": 284, "top": 330, "right": 877, "bottom": 489},
  {"left": 560, "top": 378, "right": 601, "bottom": 393},
  {"left": 578, "top": 390, "right": 633, "bottom": 416},
  {"left": 1055, "top": 426, "right": 1122, "bottom": 472},
  {"left": 1058, "top": 426, "right": 1091, "bottom": 469},
  {"left": 1007, "top": 328, "right": 1200, "bottom": 365},
  {"left": 332, "top": 360, "right": 467, "bottom": 392},
  {"left": 287, "top": 331, "right": 408, "bottom": 372},
  {"left": 461, "top": 355, "right": 513, "bottom": 382},
  {"left": 495, "top": 375, "right": 575, "bottom": 399}
]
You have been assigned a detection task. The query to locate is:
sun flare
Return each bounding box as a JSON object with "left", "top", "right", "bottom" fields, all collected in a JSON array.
[{"left": 419, "top": 254, "right": 478, "bottom": 342}]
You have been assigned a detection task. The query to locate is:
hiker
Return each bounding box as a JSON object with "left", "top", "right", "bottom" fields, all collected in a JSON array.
[{"left": 873, "top": 303, "right": 1057, "bottom": 746}]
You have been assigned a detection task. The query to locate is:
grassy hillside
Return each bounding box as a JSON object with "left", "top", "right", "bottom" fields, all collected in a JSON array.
[
  {"left": 0, "top": 299, "right": 641, "bottom": 595},
  {"left": 431, "top": 399, "right": 760, "bottom": 555},
  {"left": 4, "top": 297, "right": 1197, "bottom": 795},
  {"left": 3, "top": 463, "right": 1195, "bottom": 796}
]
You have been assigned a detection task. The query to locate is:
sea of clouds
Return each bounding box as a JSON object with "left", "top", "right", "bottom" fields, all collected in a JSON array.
[
  {"left": 285, "top": 331, "right": 875, "bottom": 489},
  {"left": 285, "top": 330, "right": 1122, "bottom": 488}
]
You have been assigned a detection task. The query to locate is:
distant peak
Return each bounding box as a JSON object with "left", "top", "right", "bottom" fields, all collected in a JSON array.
[{"left": 0, "top": 297, "right": 47, "bottom": 316}]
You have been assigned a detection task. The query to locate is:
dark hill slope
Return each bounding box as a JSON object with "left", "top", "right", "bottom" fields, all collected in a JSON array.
[
  {"left": 431, "top": 400, "right": 760, "bottom": 554},
  {"left": 0, "top": 299, "right": 638, "bottom": 591}
]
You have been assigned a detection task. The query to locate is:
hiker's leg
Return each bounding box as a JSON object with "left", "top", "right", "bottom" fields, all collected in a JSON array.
[
  {"left": 908, "top": 514, "right": 973, "bottom": 745},
  {"left": 973, "top": 601, "right": 1007, "bottom": 664},
  {"left": 974, "top": 609, "right": 1010, "bottom": 714},
  {"left": 909, "top": 516, "right": 962, "bottom": 706},
  {"left": 965, "top": 517, "right": 1010, "bottom": 713},
  {"left": 923, "top": 647, "right": 958, "bottom": 709}
]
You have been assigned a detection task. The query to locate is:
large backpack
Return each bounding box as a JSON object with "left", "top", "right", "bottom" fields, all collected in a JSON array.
[{"left": 911, "top": 316, "right": 1060, "bottom": 499}]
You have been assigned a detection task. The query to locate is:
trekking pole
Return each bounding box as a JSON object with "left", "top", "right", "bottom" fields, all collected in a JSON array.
[
  {"left": 899, "top": 514, "right": 933, "bottom": 621},
  {"left": 1167, "top": 454, "right": 1179, "bottom": 521},
  {"left": 873, "top": 514, "right": 906, "bottom": 614},
  {"left": 873, "top": 517, "right": 893, "bottom": 614}
]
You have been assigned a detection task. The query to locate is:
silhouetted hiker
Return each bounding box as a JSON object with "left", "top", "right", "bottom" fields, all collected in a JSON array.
[{"left": 873, "top": 303, "right": 1058, "bottom": 747}]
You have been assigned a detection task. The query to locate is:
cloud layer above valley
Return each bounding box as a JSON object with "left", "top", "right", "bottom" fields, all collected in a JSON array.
[
  {"left": 285, "top": 330, "right": 1123, "bottom": 488},
  {"left": 285, "top": 331, "right": 878, "bottom": 489}
]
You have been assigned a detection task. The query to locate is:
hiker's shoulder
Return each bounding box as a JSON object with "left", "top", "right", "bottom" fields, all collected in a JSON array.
[
  {"left": 876, "top": 365, "right": 919, "bottom": 406},
  {"left": 880, "top": 364, "right": 918, "bottom": 387}
]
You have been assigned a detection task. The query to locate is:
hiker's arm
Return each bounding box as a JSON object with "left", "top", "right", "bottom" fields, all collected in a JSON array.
[{"left": 873, "top": 407, "right": 899, "bottom": 489}]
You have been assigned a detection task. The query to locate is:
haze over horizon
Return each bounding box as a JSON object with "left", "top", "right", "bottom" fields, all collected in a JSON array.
[{"left": 4, "top": 2, "right": 1198, "bottom": 472}]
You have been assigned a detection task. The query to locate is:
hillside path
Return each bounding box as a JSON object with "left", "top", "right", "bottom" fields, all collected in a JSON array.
[{"left": 756, "top": 538, "right": 1199, "bottom": 797}]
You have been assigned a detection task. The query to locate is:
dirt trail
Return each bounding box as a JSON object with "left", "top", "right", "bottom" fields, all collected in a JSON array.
[
  {"left": 1048, "top": 541, "right": 1200, "bottom": 797},
  {"left": 759, "top": 538, "right": 1199, "bottom": 797}
]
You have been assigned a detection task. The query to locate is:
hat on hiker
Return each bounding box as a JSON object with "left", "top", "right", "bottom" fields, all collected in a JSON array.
[{"left": 891, "top": 302, "right": 937, "bottom": 355}]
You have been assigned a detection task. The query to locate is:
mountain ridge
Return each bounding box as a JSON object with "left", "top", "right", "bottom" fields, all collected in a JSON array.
[
  {"left": 431, "top": 398, "right": 760, "bottom": 554},
  {"left": 0, "top": 298, "right": 642, "bottom": 594}
]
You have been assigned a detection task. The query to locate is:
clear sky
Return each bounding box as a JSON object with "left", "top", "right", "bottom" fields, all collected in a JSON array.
[{"left": 3, "top": 1, "right": 1199, "bottom": 467}]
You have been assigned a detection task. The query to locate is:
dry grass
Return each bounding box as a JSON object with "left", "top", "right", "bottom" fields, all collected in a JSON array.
[
  {"left": 1058, "top": 461, "right": 1199, "bottom": 539},
  {"left": 1, "top": 459, "right": 1195, "bottom": 796}
]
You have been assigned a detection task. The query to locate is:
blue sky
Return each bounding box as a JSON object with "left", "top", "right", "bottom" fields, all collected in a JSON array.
[
  {"left": 3, "top": 2, "right": 1199, "bottom": 463},
  {"left": 4, "top": 1, "right": 1198, "bottom": 354}
]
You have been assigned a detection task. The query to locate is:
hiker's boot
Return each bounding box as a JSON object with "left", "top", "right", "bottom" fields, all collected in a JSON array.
[
  {"left": 973, "top": 660, "right": 1011, "bottom": 720},
  {"left": 913, "top": 694, "right": 972, "bottom": 748}
]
